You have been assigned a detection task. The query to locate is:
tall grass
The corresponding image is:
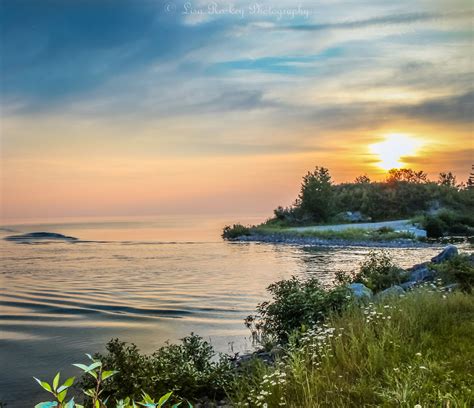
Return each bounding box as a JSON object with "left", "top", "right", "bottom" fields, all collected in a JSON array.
[{"left": 231, "top": 288, "right": 474, "bottom": 407}]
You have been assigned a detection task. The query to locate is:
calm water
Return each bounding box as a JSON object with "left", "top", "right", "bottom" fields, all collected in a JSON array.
[{"left": 0, "top": 215, "right": 446, "bottom": 406}]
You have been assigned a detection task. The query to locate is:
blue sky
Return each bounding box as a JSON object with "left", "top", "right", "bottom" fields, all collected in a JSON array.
[{"left": 1, "top": 0, "right": 473, "bottom": 219}]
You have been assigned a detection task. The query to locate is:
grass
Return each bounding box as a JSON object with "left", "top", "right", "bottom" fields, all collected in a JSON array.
[
  {"left": 254, "top": 226, "right": 416, "bottom": 242},
  {"left": 230, "top": 288, "right": 474, "bottom": 407}
]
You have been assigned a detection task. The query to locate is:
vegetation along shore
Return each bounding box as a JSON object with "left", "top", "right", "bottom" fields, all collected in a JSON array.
[
  {"left": 223, "top": 167, "right": 474, "bottom": 246},
  {"left": 31, "top": 245, "right": 474, "bottom": 407}
]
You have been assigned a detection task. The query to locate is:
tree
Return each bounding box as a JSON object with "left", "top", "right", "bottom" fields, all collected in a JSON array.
[
  {"left": 355, "top": 175, "right": 371, "bottom": 184},
  {"left": 438, "top": 172, "right": 457, "bottom": 187},
  {"left": 297, "top": 166, "right": 333, "bottom": 222},
  {"left": 386, "top": 168, "right": 428, "bottom": 184},
  {"left": 468, "top": 165, "right": 474, "bottom": 189}
]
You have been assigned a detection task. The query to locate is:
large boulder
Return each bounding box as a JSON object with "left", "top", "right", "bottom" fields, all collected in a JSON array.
[
  {"left": 408, "top": 263, "right": 435, "bottom": 282},
  {"left": 348, "top": 283, "right": 373, "bottom": 299},
  {"left": 431, "top": 245, "right": 458, "bottom": 264},
  {"left": 377, "top": 285, "right": 405, "bottom": 299}
]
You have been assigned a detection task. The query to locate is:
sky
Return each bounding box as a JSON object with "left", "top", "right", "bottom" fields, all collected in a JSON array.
[{"left": 1, "top": 0, "right": 473, "bottom": 220}]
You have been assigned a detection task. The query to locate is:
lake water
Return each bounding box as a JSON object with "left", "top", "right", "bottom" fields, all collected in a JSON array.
[{"left": 0, "top": 215, "right": 447, "bottom": 406}]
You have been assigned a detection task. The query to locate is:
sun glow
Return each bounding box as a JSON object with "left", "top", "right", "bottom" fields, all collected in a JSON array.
[{"left": 370, "top": 133, "right": 423, "bottom": 171}]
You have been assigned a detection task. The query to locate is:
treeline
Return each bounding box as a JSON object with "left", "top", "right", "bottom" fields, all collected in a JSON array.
[{"left": 271, "top": 167, "right": 474, "bottom": 227}]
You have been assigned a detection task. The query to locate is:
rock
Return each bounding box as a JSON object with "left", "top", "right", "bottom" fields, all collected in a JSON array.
[
  {"left": 431, "top": 245, "right": 458, "bottom": 264},
  {"left": 377, "top": 285, "right": 405, "bottom": 298},
  {"left": 337, "top": 211, "right": 371, "bottom": 223},
  {"left": 4, "top": 231, "right": 78, "bottom": 242},
  {"left": 348, "top": 283, "right": 373, "bottom": 299},
  {"left": 409, "top": 263, "right": 435, "bottom": 282},
  {"left": 400, "top": 280, "right": 418, "bottom": 291},
  {"left": 441, "top": 283, "right": 459, "bottom": 292}
]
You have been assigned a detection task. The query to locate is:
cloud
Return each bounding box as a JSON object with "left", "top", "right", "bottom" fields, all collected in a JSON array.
[
  {"left": 395, "top": 91, "right": 474, "bottom": 124},
  {"left": 277, "top": 10, "right": 472, "bottom": 32}
]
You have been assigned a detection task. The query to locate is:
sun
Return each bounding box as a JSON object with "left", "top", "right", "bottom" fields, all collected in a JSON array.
[{"left": 370, "top": 133, "right": 423, "bottom": 171}]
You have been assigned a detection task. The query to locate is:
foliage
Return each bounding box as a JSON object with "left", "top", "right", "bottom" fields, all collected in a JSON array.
[
  {"left": 431, "top": 254, "right": 474, "bottom": 293},
  {"left": 231, "top": 289, "right": 474, "bottom": 407},
  {"left": 351, "top": 250, "right": 409, "bottom": 292},
  {"left": 222, "top": 223, "right": 253, "bottom": 239},
  {"left": 265, "top": 166, "right": 474, "bottom": 229},
  {"left": 422, "top": 210, "right": 474, "bottom": 238},
  {"left": 423, "top": 215, "right": 445, "bottom": 238},
  {"left": 245, "top": 277, "right": 351, "bottom": 343},
  {"left": 81, "top": 334, "right": 233, "bottom": 403},
  {"left": 297, "top": 167, "right": 333, "bottom": 222},
  {"left": 34, "top": 354, "right": 187, "bottom": 408}
]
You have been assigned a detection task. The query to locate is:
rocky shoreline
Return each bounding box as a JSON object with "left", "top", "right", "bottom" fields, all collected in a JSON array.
[
  {"left": 232, "top": 244, "right": 470, "bottom": 369},
  {"left": 231, "top": 233, "right": 432, "bottom": 248}
]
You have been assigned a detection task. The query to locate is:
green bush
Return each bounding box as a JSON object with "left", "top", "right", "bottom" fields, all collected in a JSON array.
[
  {"left": 81, "top": 334, "right": 233, "bottom": 403},
  {"left": 431, "top": 254, "right": 474, "bottom": 292},
  {"left": 423, "top": 215, "right": 445, "bottom": 238},
  {"left": 353, "top": 250, "right": 408, "bottom": 292},
  {"left": 246, "top": 277, "right": 351, "bottom": 343},
  {"left": 422, "top": 210, "right": 474, "bottom": 238},
  {"left": 222, "top": 223, "right": 253, "bottom": 239}
]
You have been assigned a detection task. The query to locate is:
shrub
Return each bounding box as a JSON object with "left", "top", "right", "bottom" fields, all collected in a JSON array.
[
  {"left": 422, "top": 216, "right": 445, "bottom": 238},
  {"left": 353, "top": 250, "right": 408, "bottom": 292},
  {"left": 81, "top": 334, "right": 233, "bottom": 402},
  {"left": 246, "top": 277, "right": 351, "bottom": 343},
  {"left": 222, "top": 224, "right": 252, "bottom": 239},
  {"left": 431, "top": 254, "right": 474, "bottom": 292},
  {"left": 34, "top": 354, "right": 187, "bottom": 408}
]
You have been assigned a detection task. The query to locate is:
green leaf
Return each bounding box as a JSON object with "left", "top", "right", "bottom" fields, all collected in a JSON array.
[
  {"left": 34, "top": 402, "right": 58, "bottom": 408},
  {"left": 85, "top": 353, "right": 94, "bottom": 361},
  {"left": 58, "top": 389, "right": 68, "bottom": 403},
  {"left": 101, "top": 370, "right": 117, "bottom": 381},
  {"left": 64, "top": 398, "right": 75, "bottom": 408},
  {"left": 95, "top": 400, "right": 100, "bottom": 408},
  {"left": 34, "top": 377, "right": 53, "bottom": 393},
  {"left": 141, "top": 392, "right": 154, "bottom": 403},
  {"left": 158, "top": 392, "right": 172, "bottom": 407},
  {"left": 84, "top": 388, "right": 96, "bottom": 397},
  {"left": 72, "top": 363, "right": 89, "bottom": 372},
  {"left": 88, "top": 361, "right": 102, "bottom": 371},
  {"left": 171, "top": 403, "right": 182, "bottom": 408},
  {"left": 57, "top": 376, "right": 75, "bottom": 393},
  {"left": 53, "top": 372, "right": 60, "bottom": 391}
]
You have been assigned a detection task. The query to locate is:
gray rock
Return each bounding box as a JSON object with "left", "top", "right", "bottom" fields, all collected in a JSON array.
[
  {"left": 400, "top": 280, "right": 418, "bottom": 290},
  {"left": 348, "top": 283, "right": 373, "bottom": 299},
  {"left": 409, "top": 264, "right": 435, "bottom": 282},
  {"left": 441, "top": 283, "right": 459, "bottom": 292},
  {"left": 377, "top": 285, "right": 405, "bottom": 298},
  {"left": 431, "top": 245, "right": 458, "bottom": 264}
]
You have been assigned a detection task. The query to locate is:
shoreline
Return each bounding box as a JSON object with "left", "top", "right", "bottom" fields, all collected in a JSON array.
[{"left": 230, "top": 233, "right": 435, "bottom": 248}]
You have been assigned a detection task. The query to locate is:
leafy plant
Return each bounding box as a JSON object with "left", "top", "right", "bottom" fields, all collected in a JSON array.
[
  {"left": 353, "top": 250, "right": 408, "bottom": 292},
  {"left": 246, "top": 277, "right": 351, "bottom": 343},
  {"left": 34, "top": 372, "right": 76, "bottom": 408},
  {"left": 222, "top": 223, "right": 253, "bottom": 239},
  {"left": 34, "top": 355, "right": 190, "bottom": 408},
  {"left": 431, "top": 254, "right": 474, "bottom": 292},
  {"left": 81, "top": 334, "right": 233, "bottom": 402}
]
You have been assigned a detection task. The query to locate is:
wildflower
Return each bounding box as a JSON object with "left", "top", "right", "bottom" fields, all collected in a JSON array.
[
  {"left": 414, "top": 405, "right": 422, "bottom": 408},
  {"left": 419, "top": 366, "right": 428, "bottom": 370},
  {"left": 415, "top": 352, "right": 422, "bottom": 357}
]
